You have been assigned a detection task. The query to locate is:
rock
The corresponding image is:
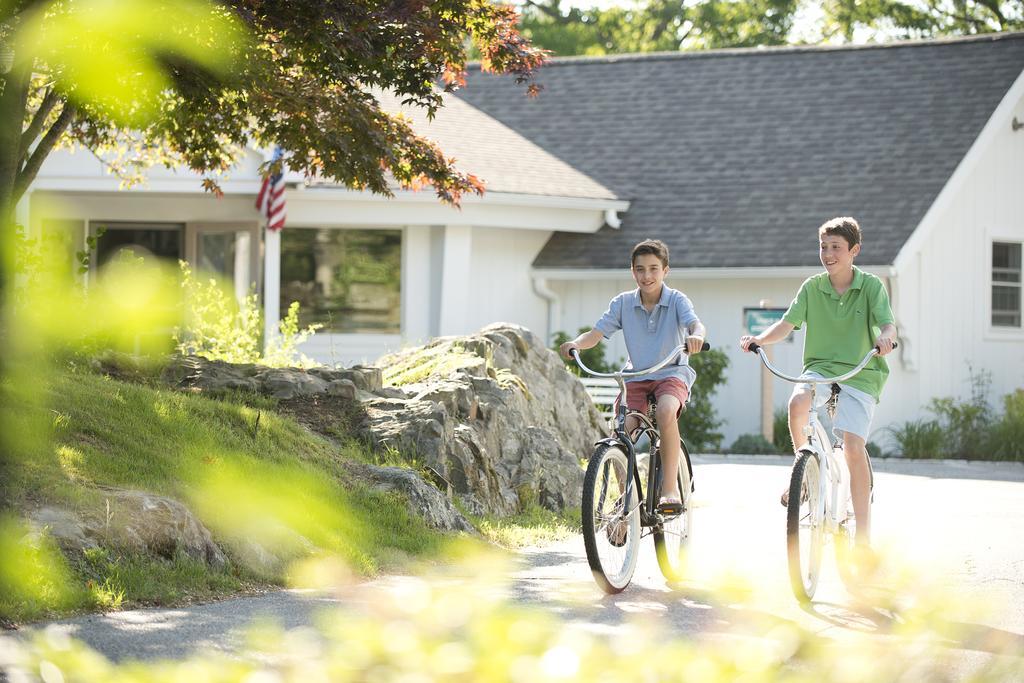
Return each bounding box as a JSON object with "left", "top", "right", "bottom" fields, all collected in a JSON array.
[
  {"left": 368, "top": 323, "right": 605, "bottom": 516},
  {"left": 28, "top": 489, "right": 226, "bottom": 568},
  {"left": 327, "top": 379, "right": 358, "bottom": 399},
  {"left": 351, "top": 462, "right": 475, "bottom": 533}
]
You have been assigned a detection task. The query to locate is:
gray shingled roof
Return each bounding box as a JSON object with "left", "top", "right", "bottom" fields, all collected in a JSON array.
[
  {"left": 376, "top": 91, "right": 617, "bottom": 200},
  {"left": 455, "top": 33, "right": 1024, "bottom": 268}
]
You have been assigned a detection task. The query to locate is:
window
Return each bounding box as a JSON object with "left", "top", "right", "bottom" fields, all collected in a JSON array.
[
  {"left": 280, "top": 228, "right": 401, "bottom": 334},
  {"left": 93, "top": 221, "right": 184, "bottom": 268},
  {"left": 992, "top": 242, "right": 1022, "bottom": 328}
]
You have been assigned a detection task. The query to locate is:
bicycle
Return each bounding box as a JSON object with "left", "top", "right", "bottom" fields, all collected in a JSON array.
[
  {"left": 572, "top": 341, "right": 709, "bottom": 594},
  {"left": 745, "top": 342, "right": 895, "bottom": 603}
]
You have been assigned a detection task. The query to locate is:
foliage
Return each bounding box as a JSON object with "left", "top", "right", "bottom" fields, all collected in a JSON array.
[
  {"left": 890, "top": 368, "right": 1023, "bottom": 461},
  {"left": 0, "top": 0, "right": 545, "bottom": 227},
  {"left": 992, "top": 389, "right": 1024, "bottom": 460},
  {"left": 679, "top": 348, "right": 729, "bottom": 452},
  {"left": 519, "top": 0, "right": 796, "bottom": 56},
  {"left": 890, "top": 418, "right": 946, "bottom": 459},
  {"left": 773, "top": 407, "right": 794, "bottom": 454},
  {"left": 383, "top": 342, "right": 485, "bottom": 386},
  {"left": 174, "top": 261, "right": 321, "bottom": 368},
  {"left": 5, "top": 545, "right": 1024, "bottom": 681},
  {"left": 552, "top": 327, "right": 620, "bottom": 376},
  {"left": 518, "top": 0, "right": 1022, "bottom": 58},
  {"left": 818, "top": 0, "right": 1024, "bottom": 43},
  {"left": 1, "top": 363, "right": 452, "bottom": 621},
  {"left": 727, "top": 432, "right": 780, "bottom": 454},
  {"left": 468, "top": 497, "right": 581, "bottom": 549}
]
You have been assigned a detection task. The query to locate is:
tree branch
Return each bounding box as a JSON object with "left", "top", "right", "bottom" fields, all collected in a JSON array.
[
  {"left": 19, "top": 88, "right": 60, "bottom": 162},
  {"left": 523, "top": 0, "right": 569, "bottom": 23},
  {"left": 12, "top": 100, "right": 76, "bottom": 205}
]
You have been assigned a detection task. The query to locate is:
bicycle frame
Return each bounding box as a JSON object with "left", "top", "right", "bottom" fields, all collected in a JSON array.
[{"left": 573, "top": 343, "right": 700, "bottom": 529}]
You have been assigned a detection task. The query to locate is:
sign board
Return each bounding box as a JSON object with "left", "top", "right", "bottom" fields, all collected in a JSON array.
[{"left": 743, "top": 307, "right": 789, "bottom": 337}]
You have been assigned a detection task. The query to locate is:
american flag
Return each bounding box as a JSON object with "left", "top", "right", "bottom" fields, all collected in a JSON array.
[{"left": 255, "top": 147, "right": 287, "bottom": 231}]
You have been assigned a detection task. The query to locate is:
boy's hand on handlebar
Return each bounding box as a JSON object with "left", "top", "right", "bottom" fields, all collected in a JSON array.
[
  {"left": 874, "top": 337, "right": 896, "bottom": 356},
  {"left": 686, "top": 336, "right": 705, "bottom": 354},
  {"left": 560, "top": 341, "right": 580, "bottom": 360},
  {"left": 739, "top": 335, "right": 759, "bottom": 352}
]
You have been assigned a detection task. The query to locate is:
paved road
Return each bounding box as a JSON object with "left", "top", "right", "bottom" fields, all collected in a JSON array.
[{"left": 4, "top": 457, "right": 1023, "bottom": 677}]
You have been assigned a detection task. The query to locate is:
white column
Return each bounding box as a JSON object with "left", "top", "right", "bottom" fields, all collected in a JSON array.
[
  {"left": 263, "top": 226, "right": 281, "bottom": 348},
  {"left": 401, "top": 226, "right": 432, "bottom": 344},
  {"left": 438, "top": 225, "right": 471, "bottom": 336}
]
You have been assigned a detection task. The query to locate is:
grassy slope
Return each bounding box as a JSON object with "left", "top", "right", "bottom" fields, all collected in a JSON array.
[{"left": 2, "top": 367, "right": 448, "bottom": 623}]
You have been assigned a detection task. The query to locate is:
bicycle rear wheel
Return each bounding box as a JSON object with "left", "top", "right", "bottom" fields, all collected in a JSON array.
[
  {"left": 582, "top": 443, "right": 641, "bottom": 594},
  {"left": 787, "top": 450, "right": 824, "bottom": 603},
  {"left": 653, "top": 440, "right": 693, "bottom": 583}
]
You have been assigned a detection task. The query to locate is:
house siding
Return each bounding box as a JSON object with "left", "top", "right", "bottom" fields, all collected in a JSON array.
[{"left": 887, "top": 79, "right": 1024, "bottom": 429}]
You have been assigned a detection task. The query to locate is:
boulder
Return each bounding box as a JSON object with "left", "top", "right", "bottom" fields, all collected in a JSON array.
[
  {"left": 366, "top": 323, "right": 605, "bottom": 516},
  {"left": 29, "top": 489, "right": 226, "bottom": 568}
]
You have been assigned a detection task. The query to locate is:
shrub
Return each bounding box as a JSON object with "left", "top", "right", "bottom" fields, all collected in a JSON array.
[
  {"left": 551, "top": 328, "right": 620, "bottom": 375},
  {"left": 680, "top": 348, "right": 729, "bottom": 452},
  {"left": 773, "top": 408, "right": 794, "bottom": 454},
  {"left": 727, "top": 433, "right": 779, "bottom": 454},
  {"left": 890, "top": 419, "right": 946, "bottom": 459},
  {"left": 175, "top": 261, "right": 321, "bottom": 368},
  {"left": 991, "top": 389, "right": 1024, "bottom": 461},
  {"left": 928, "top": 367, "right": 992, "bottom": 459}
]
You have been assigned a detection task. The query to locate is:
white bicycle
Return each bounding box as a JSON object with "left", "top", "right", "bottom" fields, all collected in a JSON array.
[{"left": 746, "top": 342, "right": 895, "bottom": 603}]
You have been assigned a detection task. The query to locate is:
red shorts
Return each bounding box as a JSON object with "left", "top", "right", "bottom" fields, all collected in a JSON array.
[{"left": 614, "top": 377, "right": 690, "bottom": 418}]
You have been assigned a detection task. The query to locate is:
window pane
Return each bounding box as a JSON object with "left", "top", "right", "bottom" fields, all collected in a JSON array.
[
  {"left": 993, "top": 242, "right": 1022, "bottom": 270},
  {"left": 280, "top": 228, "right": 401, "bottom": 334},
  {"left": 197, "top": 231, "right": 252, "bottom": 304},
  {"left": 992, "top": 285, "right": 1021, "bottom": 327},
  {"left": 95, "top": 222, "right": 183, "bottom": 268}
]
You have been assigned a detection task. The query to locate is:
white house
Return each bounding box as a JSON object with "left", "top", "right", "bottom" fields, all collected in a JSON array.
[{"left": 21, "top": 32, "right": 1024, "bottom": 448}]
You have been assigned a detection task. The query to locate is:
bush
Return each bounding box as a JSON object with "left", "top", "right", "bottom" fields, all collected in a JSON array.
[
  {"left": 991, "top": 389, "right": 1024, "bottom": 461},
  {"left": 175, "top": 261, "right": 321, "bottom": 367},
  {"left": 889, "top": 368, "right": 1023, "bottom": 461},
  {"left": 680, "top": 348, "right": 729, "bottom": 452},
  {"left": 727, "top": 433, "right": 779, "bottom": 454},
  {"left": 773, "top": 408, "right": 793, "bottom": 454},
  {"left": 551, "top": 328, "right": 620, "bottom": 375}
]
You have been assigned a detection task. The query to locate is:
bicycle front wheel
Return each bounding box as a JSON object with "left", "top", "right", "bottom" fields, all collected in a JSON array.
[
  {"left": 582, "top": 443, "right": 641, "bottom": 594},
  {"left": 787, "top": 450, "right": 824, "bottom": 603},
  {"left": 653, "top": 441, "right": 694, "bottom": 583}
]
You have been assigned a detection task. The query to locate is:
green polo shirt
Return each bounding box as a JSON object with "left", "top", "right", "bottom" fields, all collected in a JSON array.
[{"left": 782, "top": 267, "right": 895, "bottom": 401}]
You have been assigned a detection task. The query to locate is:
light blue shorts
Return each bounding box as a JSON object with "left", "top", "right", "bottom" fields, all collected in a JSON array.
[{"left": 793, "top": 373, "right": 876, "bottom": 442}]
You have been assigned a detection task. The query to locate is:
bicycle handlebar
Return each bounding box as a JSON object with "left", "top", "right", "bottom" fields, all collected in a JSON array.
[
  {"left": 745, "top": 341, "right": 897, "bottom": 384},
  {"left": 570, "top": 340, "right": 710, "bottom": 379}
]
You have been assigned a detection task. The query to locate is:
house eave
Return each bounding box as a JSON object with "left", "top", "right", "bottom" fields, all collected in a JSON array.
[{"left": 532, "top": 265, "right": 898, "bottom": 280}]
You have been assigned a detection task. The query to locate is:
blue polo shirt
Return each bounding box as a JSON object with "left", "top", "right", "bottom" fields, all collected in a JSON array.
[{"left": 594, "top": 285, "right": 701, "bottom": 386}]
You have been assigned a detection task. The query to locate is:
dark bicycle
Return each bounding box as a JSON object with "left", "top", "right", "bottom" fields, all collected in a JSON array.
[{"left": 571, "top": 341, "right": 708, "bottom": 593}]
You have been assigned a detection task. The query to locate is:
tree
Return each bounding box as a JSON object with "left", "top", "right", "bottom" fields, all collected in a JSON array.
[
  {"left": 0, "top": 0, "right": 544, "bottom": 511},
  {"left": 818, "top": 0, "right": 1023, "bottom": 42},
  {"left": 0, "top": 0, "right": 545, "bottom": 229},
  {"left": 517, "top": 0, "right": 1021, "bottom": 56},
  {"left": 518, "top": 0, "right": 797, "bottom": 56}
]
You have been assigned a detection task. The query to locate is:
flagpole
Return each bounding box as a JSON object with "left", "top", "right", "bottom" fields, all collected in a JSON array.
[{"left": 263, "top": 222, "right": 281, "bottom": 352}]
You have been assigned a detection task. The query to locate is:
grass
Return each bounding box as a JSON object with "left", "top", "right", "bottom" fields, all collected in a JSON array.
[
  {"left": 1, "top": 364, "right": 451, "bottom": 624},
  {"left": 382, "top": 343, "right": 483, "bottom": 386},
  {"left": 468, "top": 502, "right": 581, "bottom": 549}
]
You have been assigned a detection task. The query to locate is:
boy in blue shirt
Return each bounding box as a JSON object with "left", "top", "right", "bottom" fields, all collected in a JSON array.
[{"left": 561, "top": 239, "right": 707, "bottom": 513}]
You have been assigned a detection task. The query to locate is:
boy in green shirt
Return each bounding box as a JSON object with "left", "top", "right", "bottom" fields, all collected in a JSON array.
[{"left": 740, "top": 217, "right": 897, "bottom": 551}]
